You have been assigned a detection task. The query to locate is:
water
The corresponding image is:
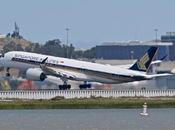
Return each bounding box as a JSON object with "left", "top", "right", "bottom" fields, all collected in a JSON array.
[{"left": 0, "top": 109, "right": 175, "bottom": 130}]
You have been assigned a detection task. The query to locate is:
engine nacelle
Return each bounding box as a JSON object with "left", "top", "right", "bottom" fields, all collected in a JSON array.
[{"left": 26, "top": 68, "right": 46, "bottom": 81}]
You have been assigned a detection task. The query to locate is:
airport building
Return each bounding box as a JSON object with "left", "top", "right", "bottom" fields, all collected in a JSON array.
[
  {"left": 96, "top": 32, "right": 175, "bottom": 60},
  {"left": 95, "top": 40, "right": 175, "bottom": 60},
  {"left": 161, "top": 32, "right": 175, "bottom": 42}
]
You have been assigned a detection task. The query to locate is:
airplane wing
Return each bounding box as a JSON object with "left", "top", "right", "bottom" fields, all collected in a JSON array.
[
  {"left": 40, "top": 64, "right": 77, "bottom": 80},
  {"left": 39, "top": 57, "right": 89, "bottom": 82}
]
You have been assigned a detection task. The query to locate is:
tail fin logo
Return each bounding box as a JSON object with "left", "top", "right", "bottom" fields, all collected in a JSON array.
[{"left": 137, "top": 53, "right": 149, "bottom": 71}]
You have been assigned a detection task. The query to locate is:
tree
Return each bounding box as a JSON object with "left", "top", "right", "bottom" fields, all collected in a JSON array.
[
  {"left": 3, "top": 41, "right": 16, "bottom": 53},
  {"left": 68, "top": 44, "right": 75, "bottom": 58},
  {"left": 74, "top": 50, "right": 84, "bottom": 59},
  {"left": 25, "top": 43, "right": 35, "bottom": 52},
  {"left": 83, "top": 47, "right": 96, "bottom": 59},
  {"left": 33, "top": 43, "right": 41, "bottom": 53},
  {"left": 15, "top": 44, "right": 24, "bottom": 51},
  {"left": 3, "top": 41, "right": 24, "bottom": 53},
  {"left": 40, "top": 39, "right": 62, "bottom": 56}
]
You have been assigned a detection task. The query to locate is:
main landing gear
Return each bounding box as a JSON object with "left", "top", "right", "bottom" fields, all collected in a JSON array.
[
  {"left": 59, "top": 84, "right": 71, "bottom": 90},
  {"left": 59, "top": 78, "right": 71, "bottom": 90},
  {"left": 79, "top": 82, "right": 91, "bottom": 89}
]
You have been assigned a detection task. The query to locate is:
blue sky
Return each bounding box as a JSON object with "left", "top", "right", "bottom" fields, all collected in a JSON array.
[{"left": 0, "top": 0, "right": 175, "bottom": 48}]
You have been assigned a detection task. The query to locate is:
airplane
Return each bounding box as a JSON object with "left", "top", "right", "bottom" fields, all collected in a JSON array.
[{"left": 0, "top": 46, "right": 173, "bottom": 90}]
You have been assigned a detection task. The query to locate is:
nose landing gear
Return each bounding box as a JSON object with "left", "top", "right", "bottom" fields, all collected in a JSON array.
[{"left": 6, "top": 68, "right": 10, "bottom": 77}]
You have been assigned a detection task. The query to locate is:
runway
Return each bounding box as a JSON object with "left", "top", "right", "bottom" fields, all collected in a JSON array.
[{"left": 0, "top": 89, "right": 175, "bottom": 100}]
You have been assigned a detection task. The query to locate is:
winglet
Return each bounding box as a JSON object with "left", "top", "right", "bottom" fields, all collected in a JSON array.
[
  {"left": 160, "top": 54, "right": 167, "bottom": 61},
  {"left": 40, "top": 57, "right": 48, "bottom": 69},
  {"left": 130, "top": 46, "right": 158, "bottom": 72},
  {"left": 41, "top": 57, "right": 48, "bottom": 64}
]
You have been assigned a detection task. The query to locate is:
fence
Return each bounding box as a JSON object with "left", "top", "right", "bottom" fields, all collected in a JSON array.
[{"left": 0, "top": 90, "right": 175, "bottom": 99}]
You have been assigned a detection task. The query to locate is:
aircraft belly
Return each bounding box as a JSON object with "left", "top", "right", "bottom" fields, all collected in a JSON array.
[
  {"left": 82, "top": 71, "right": 134, "bottom": 84},
  {"left": 88, "top": 75, "right": 133, "bottom": 84}
]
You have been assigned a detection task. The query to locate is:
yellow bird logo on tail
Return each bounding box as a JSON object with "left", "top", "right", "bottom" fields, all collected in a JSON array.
[{"left": 137, "top": 53, "right": 149, "bottom": 71}]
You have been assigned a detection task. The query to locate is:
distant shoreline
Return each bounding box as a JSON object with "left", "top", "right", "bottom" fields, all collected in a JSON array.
[{"left": 0, "top": 97, "right": 175, "bottom": 109}]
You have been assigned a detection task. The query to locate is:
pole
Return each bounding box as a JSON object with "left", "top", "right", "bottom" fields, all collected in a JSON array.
[
  {"left": 154, "top": 29, "right": 158, "bottom": 72},
  {"left": 154, "top": 29, "right": 158, "bottom": 43},
  {"left": 66, "top": 28, "right": 69, "bottom": 58}
]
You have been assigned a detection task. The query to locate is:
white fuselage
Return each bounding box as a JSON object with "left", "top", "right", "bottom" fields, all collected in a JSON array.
[{"left": 0, "top": 51, "right": 148, "bottom": 84}]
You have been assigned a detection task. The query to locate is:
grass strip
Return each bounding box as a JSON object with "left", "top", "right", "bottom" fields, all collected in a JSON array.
[{"left": 0, "top": 97, "right": 175, "bottom": 109}]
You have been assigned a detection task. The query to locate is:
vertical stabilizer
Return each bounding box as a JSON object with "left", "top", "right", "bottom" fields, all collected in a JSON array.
[{"left": 130, "top": 46, "right": 158, "bottom": 72}]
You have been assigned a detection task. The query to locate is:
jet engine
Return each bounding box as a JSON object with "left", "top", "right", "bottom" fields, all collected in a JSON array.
[{"left": 26, "top": 68, "right": 46, "bottom": 81}]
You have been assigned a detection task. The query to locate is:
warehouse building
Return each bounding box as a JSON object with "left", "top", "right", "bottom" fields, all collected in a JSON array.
[
  {"left": 96, "top": 32, "right": 175, "bottom": 60},
  {"left": 96, "top": 41, "right": 174, "bottom": 60},
  {"left": 161, "top": 32, "right": 175, "bottom": 60}
]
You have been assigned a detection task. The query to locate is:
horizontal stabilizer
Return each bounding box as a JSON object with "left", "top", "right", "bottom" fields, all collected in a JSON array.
[{"left": 145, "top": 73, "right": 173, "bottom": 79}]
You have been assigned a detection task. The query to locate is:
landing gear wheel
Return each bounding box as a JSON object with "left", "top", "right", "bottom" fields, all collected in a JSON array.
[
  {"left": 6, "top": 73, "right": 10, "bottom": 77},
  {"left": 6, "top": 68, "right": 10, "bottom": 77},
  {"left": 59, "top": 84, "right": 71, "bottom": 90},
  {"left": 79, "top": 84, "right": 91, "bottom": 89}
]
